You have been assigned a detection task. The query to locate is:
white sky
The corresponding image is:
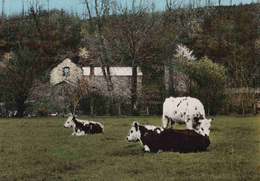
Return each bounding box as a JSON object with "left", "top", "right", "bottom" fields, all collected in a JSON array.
[{"left": 1, "top": 0, "right": 255, "bottom": 17}]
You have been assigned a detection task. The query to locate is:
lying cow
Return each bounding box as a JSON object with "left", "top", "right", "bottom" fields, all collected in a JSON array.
[
  {"left": 162, "top": 96, "right": 213, "bottom": 137},
  {"left": 63, "top": 116, "right": 104, "bottom": 136},
  {"left": 126, "top": 122, "right": 210, "bottom": 153}
]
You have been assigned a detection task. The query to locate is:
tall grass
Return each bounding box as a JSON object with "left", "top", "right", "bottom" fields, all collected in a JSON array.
[{"left": 0, "top": 116, "right": 259, "bottom": 181}]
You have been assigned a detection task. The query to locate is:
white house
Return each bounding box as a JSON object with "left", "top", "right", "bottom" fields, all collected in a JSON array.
[
  {"left": 50, "top": 58, "right": 82, "bottom": 85},
  {"left": 50, "top": 58, "right": 143, "bottom": 99}
]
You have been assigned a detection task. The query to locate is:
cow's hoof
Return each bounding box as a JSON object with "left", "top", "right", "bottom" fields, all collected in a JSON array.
[{"left": 143, "top": 145, "right": 150, "bottom": 152}]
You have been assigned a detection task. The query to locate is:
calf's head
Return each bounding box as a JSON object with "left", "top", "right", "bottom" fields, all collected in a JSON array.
[
  {"left": 126, "top": 121, "right": 141, "bottom": 142},
  {"left": 63, "top": 116, "right": 75, "bottom": 128}
]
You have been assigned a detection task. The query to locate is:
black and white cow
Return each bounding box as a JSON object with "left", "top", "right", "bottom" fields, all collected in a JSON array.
[
  {"left": 63, "top": 116, "right": 104, "bottom": 136},
  {"left": 162, "top": 97, "right": 213, "bottom": 137},
  {"left": 126, "top": 122, "right": 210, "bottom": 153}
]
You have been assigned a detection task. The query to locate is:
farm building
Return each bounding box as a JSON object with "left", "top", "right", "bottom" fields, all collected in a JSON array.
[{"left": 49, "top": 58, "right": 143, "bottom": 100}]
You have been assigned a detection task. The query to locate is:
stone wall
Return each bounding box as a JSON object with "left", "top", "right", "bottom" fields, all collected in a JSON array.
[
  {"left": 83, "top": 75, "right": 142, "bottom": 100},
  {"left": 50, "top": 59, "right": 143, "bottom": 100},
  {"left": 50, "top": 58, "right": 82, "bottom": 85}
]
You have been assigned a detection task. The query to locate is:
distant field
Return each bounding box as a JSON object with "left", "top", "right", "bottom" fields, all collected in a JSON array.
[{"left": 0, "top": 116, "right": 259, "bottom": 181}]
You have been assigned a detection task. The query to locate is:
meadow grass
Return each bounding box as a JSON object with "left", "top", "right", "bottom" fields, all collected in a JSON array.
[{"left": 0, "top": 116, "right": 259, "bottom": 181}]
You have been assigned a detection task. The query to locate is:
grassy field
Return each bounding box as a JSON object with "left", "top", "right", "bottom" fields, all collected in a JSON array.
[{"left": 0, "top": 116, "right": 259, "bottom": 181}]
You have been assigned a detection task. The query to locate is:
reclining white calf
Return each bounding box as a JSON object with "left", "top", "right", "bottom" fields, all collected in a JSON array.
[{"left": 63, "top": 116, "right": 104, "bottom": 136}]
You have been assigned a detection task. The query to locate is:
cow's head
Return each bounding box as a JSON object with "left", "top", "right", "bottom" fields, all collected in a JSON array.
[
  {"left": 126, "top": 121, "right": 141, "bottom": 142},
  {"left": 194, "top": 118, "right": 213, "bottom": 137},
  {"left": 63, "top": 116, "right": 75, "bottom": 128}
]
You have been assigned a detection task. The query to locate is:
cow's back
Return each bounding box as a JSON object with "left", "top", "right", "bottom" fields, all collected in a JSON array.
[
  {"left": 163, "top": 97, "right": 205, "bottom": 122},
  {"left": 88, "top": 122, "right": 104, "bottom": 134},
  {"left": 160, "top": 129, "right": 210, "bottom": 152},
  {"left": 163, "top": 97, "right": 183, "bottom": 115},
  {"left": 186, "top": 97, "right": 205, "bottom": 118}
]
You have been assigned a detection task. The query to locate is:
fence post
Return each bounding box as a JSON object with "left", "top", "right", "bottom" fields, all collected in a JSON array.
[
  {"left": 118, "top": 103, "right": 121, "bottom": 117},
  {"left": 146, "top": 106, "right": 149, "bottom": 117}
]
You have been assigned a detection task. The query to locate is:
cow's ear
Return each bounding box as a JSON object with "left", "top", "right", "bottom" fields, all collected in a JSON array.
[
  {"left": 72, "top": 116, "right": 76, "bottom": 120},
  {"left": 134, "top": 122, "right": 139, "bottom": 131}
]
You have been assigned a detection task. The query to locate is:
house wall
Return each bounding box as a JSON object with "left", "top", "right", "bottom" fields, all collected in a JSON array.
[
  {"left": 82, "top": 66, "right": 142, "bottom": 99},
  {"left": 83, "top": 75, "right": 142, "bottom": 100},
  {"left": 50, "top": 59, "right": 143, "bottom": 100},
  {"left": 50, "top": 58, "right": 82, "bottom": 85}
]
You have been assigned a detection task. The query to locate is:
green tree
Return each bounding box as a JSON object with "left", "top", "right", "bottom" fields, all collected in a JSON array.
[{"left": 174, "top": 56, "right": 227, "bottom": 115}]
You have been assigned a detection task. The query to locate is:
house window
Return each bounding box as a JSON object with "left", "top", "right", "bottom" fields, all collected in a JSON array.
[
  {"left": 58, "top": 88, "right": 63, "bottom": 96},
  {"left": 63, "top": 67, "right": 70, "bottom": 76}
]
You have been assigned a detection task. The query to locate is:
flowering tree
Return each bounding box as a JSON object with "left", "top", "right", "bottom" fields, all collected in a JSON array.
[{"left": 175, "top": 44, "right": 197, "bottom": 61}]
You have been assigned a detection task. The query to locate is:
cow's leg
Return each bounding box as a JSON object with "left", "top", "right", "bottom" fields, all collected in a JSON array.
[
  {"left": 75, "top": 130, "right": 85, "bottom": 136},
  {"left": 185, "top": 116, "right": 193, "bottom": 130},
  {"left": 170, "top": 119, "right": 176, "bottom": 129},
  {"left": 143, "top": 145, "right": 151, "bottom": 152},
  {"left": 162, "top": 115, "right": 169, "bottom": 128}
]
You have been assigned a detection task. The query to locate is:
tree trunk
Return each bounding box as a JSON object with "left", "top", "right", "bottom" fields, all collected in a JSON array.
[
  {"left": 91, "top": 99, "right": 94, "bottom": 116},
  {"left": 208, "top": 103, "right": 210, "bottom": 116},
  {"left": 91, "top": 106, "right": 94, "bottom": 116},
  {"left": 16, "top": 98, "right": 25, "bottom": 117},
  {"left": 106, "top": 99, "right": 109, "bottom": 116},
  {"left": 242, "top": 97, "right": 245, "bottom": 116},
  {"left": 131, "top": 65, "right": 138, "bottom": 116},
  {"left": 168, "top": 66, "right": 175, "bottom": 96}
]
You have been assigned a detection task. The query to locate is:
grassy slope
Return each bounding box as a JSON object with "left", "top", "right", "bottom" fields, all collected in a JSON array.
[{"left": 0, "top": 116, "right": 259, "bottom": 181}]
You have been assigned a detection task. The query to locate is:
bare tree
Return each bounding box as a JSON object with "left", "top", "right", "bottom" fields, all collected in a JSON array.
[
  {"left": 2, "top": 0, "right": 4, "bottom": 30},
  {"left": 103, "top": 1, "right": 164, "bottom": 115},
  {"left": 63, "top": 79, "right": 90, "bottom": 114},
  {"left": 83, "top": 0, "right": 113, "bottom": 93},
  {"left": 29, "top": 3, "right": 44, "bottom": 40}
]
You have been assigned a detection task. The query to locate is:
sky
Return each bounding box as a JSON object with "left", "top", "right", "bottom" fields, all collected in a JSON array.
[{"left": 1, "top": 0, "right": 256, "bottom": 17}]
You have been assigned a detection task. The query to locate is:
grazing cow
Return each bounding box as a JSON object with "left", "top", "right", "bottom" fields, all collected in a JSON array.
[
  {"left": 162, "top": 97, "right": 213, "bottom": 137},
  {"left": 63, "top": 116, "right": 104, "bottom": 136},
  {"left": 126, "top": 122, "right": 210, "bottom": 153}
]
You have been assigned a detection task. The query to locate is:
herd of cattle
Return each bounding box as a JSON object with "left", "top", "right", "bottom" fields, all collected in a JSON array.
[{"left": 63, "top": 97, "right": 213, "bottom": 153}]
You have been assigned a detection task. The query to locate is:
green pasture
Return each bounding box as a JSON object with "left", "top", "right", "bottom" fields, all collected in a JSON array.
[{"left": 0, "top": 116, "right": 259, "bottom": 181}]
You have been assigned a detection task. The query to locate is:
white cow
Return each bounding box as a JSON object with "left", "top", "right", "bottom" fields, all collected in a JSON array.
[{"left": 162, "top": 97, "right": 212, "bottom": 137}]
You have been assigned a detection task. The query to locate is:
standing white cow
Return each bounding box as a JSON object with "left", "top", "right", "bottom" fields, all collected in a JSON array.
[{"left": 162, "top": 97, "right": 212, "bottom": 137}]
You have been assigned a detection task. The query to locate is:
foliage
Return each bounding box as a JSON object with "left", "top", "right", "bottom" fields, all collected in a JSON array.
[
  {"left": 174, "top": 56, "right": 227, "bottom": 115},
  {"left": 0, "top": 3, "right": 259, "bottom": 115},
  {"left": 0, "top": 116, "right": 259, "bottom": 180},
  {"left": 190, "top": 4, "right": 260, "bottom": 88},
  {"left": 0, "top": 46, "right": 39, "bottom": 117},
  {"left": 79, "top": 93, "right": 133, "bottom": 116}
]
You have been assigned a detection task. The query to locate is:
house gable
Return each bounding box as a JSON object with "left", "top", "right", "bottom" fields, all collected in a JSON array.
[{"left": 50, "top": 58, "right": 82, "bottom": 85}]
